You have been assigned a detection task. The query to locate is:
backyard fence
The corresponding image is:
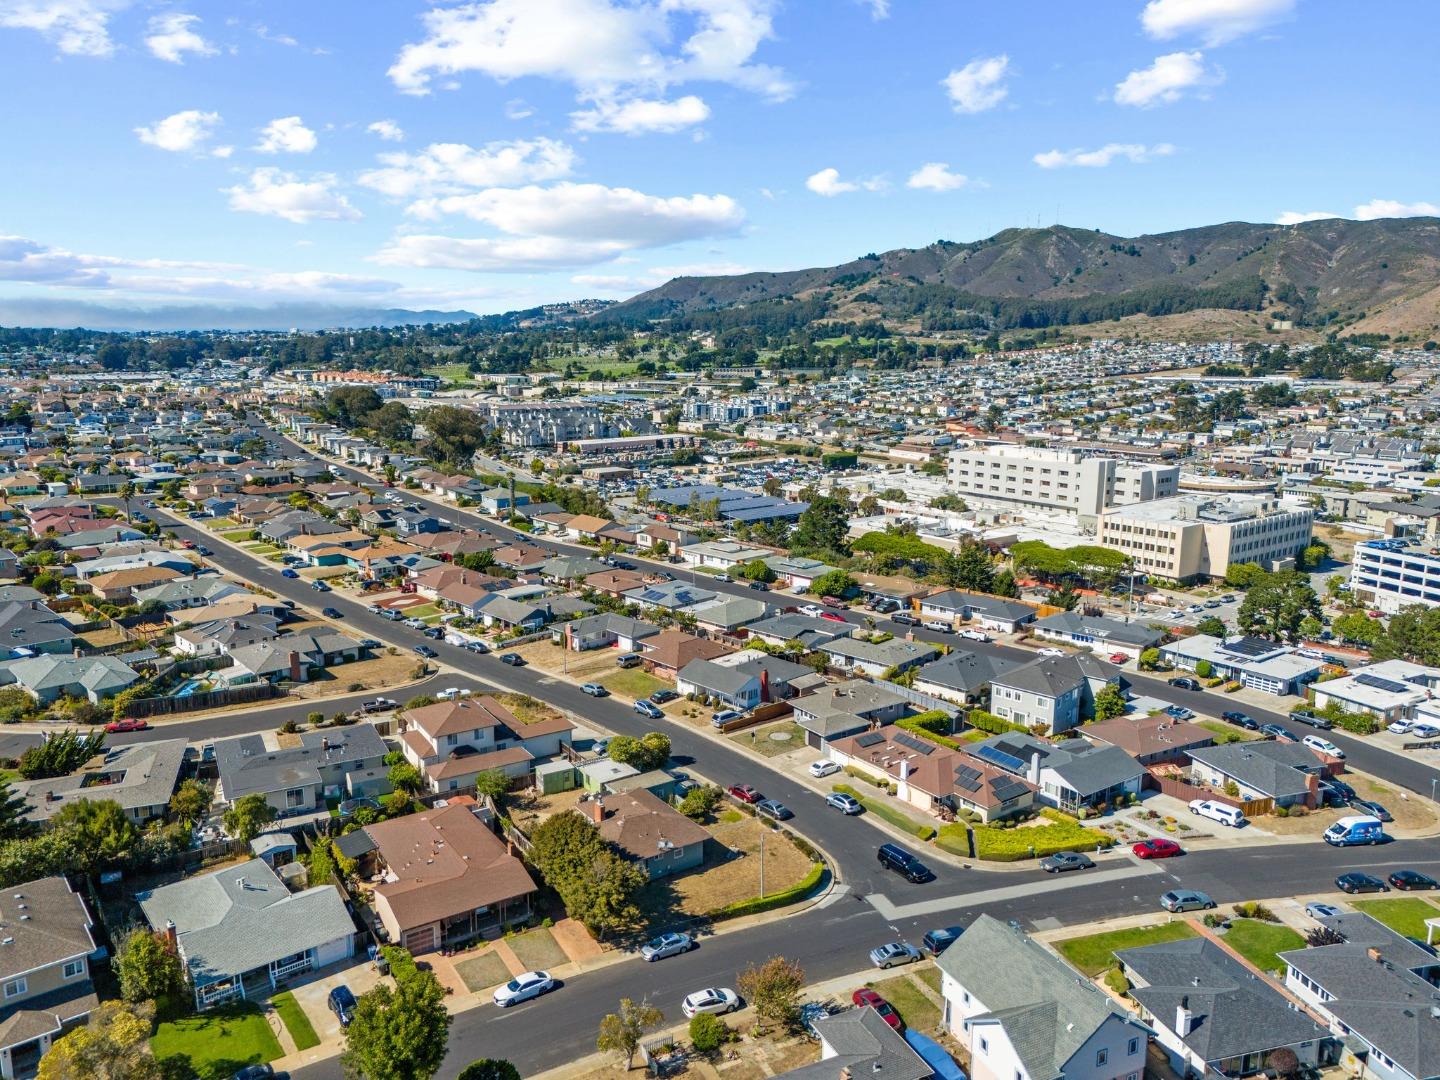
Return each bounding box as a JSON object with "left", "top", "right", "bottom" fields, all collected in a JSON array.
[
  {"left": 120, "top": 682, "right": 284, "bottom": 718},
  {"left": 1143, "top": 769, "right": 1278, "bottom": 815}
]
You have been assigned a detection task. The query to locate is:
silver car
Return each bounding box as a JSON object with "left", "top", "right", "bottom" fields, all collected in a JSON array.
[
  {"left": 641, "top": 932, "right": 694, "bottom": 961},
  {"left": 1160, "top": 889, "right": 1215, "bottom": 913},
  {"left": 826, "top": 792, "right": 862, "bottom": 815},
  {"left": 1038, "top": 851, "right": 1094, "bottom": 874},
  {"left": 868, "top": 942, "right": 921, "bottom": 969}
]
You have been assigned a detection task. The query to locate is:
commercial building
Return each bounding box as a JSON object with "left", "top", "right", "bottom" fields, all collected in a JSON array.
[
  {"left": 1097, "top": 495, "right": 1313, "bottom": 582},
  {"left": 1349, "top": 538, "right": 1440, "bottom": 614},
  {"left": 945, "top": 445, "right": 1179, "bottom": 526},
  {"left": 475, "top": 401, "right": 615, "bottom": 448}
]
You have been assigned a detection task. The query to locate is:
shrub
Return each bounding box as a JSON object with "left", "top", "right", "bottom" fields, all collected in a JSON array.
[
  {"left": 895, "top": 716, "right": 962, "bottom": 750},
  {"left": 709, "top": 862, "right": 825, "bottom": 919},
  {"left": 689, "top": 1013, "right": 730, "bottom": 1055},
  {"left": 972, "top": 811, "right": 1113, "bottom": 862},
  {"left": 1223, "top": 780, "right": 1241, "bottom": 798},
  {"left": 964, "top": 709, "right": 1028, "bottom": 736},
  {"left": 1103, "top": 966, "right": 1131, "bottom": 997}
]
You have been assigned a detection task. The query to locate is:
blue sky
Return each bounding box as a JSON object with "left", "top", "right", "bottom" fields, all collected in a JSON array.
[{"left": 1, "top": 0, "right": 1436, "bottom": 322}]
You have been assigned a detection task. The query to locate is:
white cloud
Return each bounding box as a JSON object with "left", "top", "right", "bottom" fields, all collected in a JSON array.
[
  {"left": 505, "top": 99, "right": 535, "bottom": 120},
  {"left": 134, "top": 109, "right": 223, "bottom": 153},
  {"left": 1142, "top": 0, "right": 1295, "bottom": 46},
  {"left": 1114, "top": 51, "right": 1219, "bottom": 107},
  {"left": 0, "top": 234, "right": 110, "bottom": 285},
  {"left": 374, "top": 234, "right": 631, "bottom": 273},
  {"left": 806, "top": 168, "right": 854, "bottom": 196},
  {"left": 358, "top": 137, "right": 577, "bottom": 199},
  {"left": 906, "top": 162, "right": 969, "bottom": 191},
  {"left": 0, "top": 0, "right": 126, "bottom": 57},
  {"left": 860, "top": 0, "right": 890, "bottom": 18},
  {"left": 388, "top": 0, "right": 792, "bottom": 104},
  {"left": 942, "top": 54, "right": 1009, "bottom": 114},
  {"left": 255, "top": 116, "right": 318, "bottom": 154},
  {"left": 225, "top": 168, "right": 360, "bottom": 224},
  {"left": 1353, "top": 198, "right": 1440, "bottom": 220},
  {"left": 367, "top": 119, "right": 406, "bottom": 142},
  {"left": 1033, "top": 142, "right": 1176, "bottom": 168},
  {"left": 1274, "top": 210, "right": 1339, "bottom": 225},
  {"left": 144, "top": 12, "right": 214, "bottom": 63},
  {"left": 571, "top": 95, "right": 710, "bottom": 135}
]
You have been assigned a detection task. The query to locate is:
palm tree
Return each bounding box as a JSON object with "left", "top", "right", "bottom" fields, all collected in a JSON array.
[{"left": 118, "top": 481, "right": 136, "bottom": 523}]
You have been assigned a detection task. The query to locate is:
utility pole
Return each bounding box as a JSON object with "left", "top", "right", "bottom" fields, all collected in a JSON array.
[{"left": 759, "top": 826, "right": 766, "bottom": 899}]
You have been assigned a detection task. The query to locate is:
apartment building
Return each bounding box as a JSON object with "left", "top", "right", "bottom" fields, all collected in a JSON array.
[
  {"left": 1349, "top": 538, "right": 1440, "bottom": 614},
  {"left": 1097, "top": 495, "right": 1313, "bottom": 582},
  {"left": 475, "top": 401, "right": 615, "bottom": 448},
  {"left": 945, "top": 445, "right": 1178, "bottom": 525}
]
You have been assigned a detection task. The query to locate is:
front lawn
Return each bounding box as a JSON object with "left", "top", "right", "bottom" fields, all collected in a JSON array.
[
  {"left": 1221, "top": 919, "right": 1305, "bottom": 975},
  {"left": 506, "top": 927, "right": 569, "bottom": 971},
  {"left": 867, "top": 973, "right": 940, "bottom": 1031},
  {"left": 1055, "top": 922, "right": 1198, "bottom": 977},
  {"left": 456, "top": 951, "right": 513, "bottom": 993},
  {"left": 831, "top": 784, "right": 935, "bottom": 841},
  {"left": 600, "top": 667, "right": 670, "bottom": 700},
  {"left": 1354, "top": 897, "right": 1440, "bottom": 940},
  {"left": 1198, "top": 720, "right": 1259, "bottom": 744},
  {"left": 151, "top": 1004, "right": 283, "bottom": 1080},
  {"left": 269, "top": 990, "right": 319, "bottom": 1051},
  {"left": 732, "top": 721, "right": 806, "bottom": 758}
]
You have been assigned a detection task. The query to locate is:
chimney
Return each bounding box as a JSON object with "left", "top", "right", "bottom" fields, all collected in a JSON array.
[
  {"left": 1368, "top": 947, "right": 1383, "bottom": 963},
  {"left": 289, "top": 650, "right": 301, "bottom": 682},
  {"left": 760, "top": 667, "right": 771, "bottom": 704},
  {"left": 1027, "top": 752, "right": 1041, "bottom": 785},
  {"left": 1175, "top": 995, "right": 1193, "bottom": 1037},
  {"left": 588, "top": 797, "right": 606, "bottom": 824},
  {"left": 163, "top": 919, "right": 177, "bottom": 951}
]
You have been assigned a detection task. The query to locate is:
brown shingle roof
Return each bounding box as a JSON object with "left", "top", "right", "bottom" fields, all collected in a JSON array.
[
  {"left": 405, "top": 695, "right": 521, "bottom": 739},
  {"left": 595, "top": 789, "right": 710, "bottom": 861}
]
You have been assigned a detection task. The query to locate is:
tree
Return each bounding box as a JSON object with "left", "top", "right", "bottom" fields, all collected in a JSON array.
[
  {"left": 738, "top": 956, "right": 805, "bottom": 1034},
  {"left": 388, "top": 761, "right": 423, "bottom": 795},
  {"left": 678, "top": 785, "right": 723, "bottom": 820},
  {"left": 607, "top": 732, "right": 671, "bottom": 771},
  {"left": 1296, "top": 540, "right": 1331, "bottom": 572},
  {"left": 808, "top": 570, "right": 856, "bottom": 599},
  {"left": 473, "top": 768, "right": 512, "bottom": 801},
  {"left": 457, "top": 1062, "right": 522, "bottom": 1080},
  {"left": 1236, "top": 570, "right": 1321, "bottom": 642},
  {"left": 740, "top": 559, "right": 775, "bottom": 583},
  {"left": 18, "top": 728, "right": 106, "bottom": 779},
  {"left": 528, "top": 811, "right": 647, "bottom": 938},
  {"left": 1138, "top": 647, "right": 1160, "bottom": 671},
  {"left": 167, "top": 779, "right": 212, "bottom": 826},
  {"left": 1267, "top": 1049, "right": 1300, "bottom": 1079},
  {"left": 1045, "top": 581, "right": 1080, "bottom": 611},
  {"left": 1333, "top": 612, "right": 1383, "bottom": 647},
  {"left": 1298, "top": 614, "right": 1325, "bottom": 641},
  {"left": 1093, "top": 684, "right": 1127, "bottom": 721},
  {"left": 789, "top": 496, "right": 850, "bottom": 558},
  {"left": 940, "top": 543, "right": 995, "bottom": 593},
  {"left": 1194, "top": 615, "right": 1226, "bottom": 638},
  {"left": 1224, "top": 562, "right": 1267, "bottom": 589},
  {"left": 223, "top": 792, "right": 277, "bottom": 843},
  {"left": 991, "top": 569, "right": 1019, "bottom": 598},
  {"left": 0, "top": 774, "right": 32, "bottom": 843},
  {"left": 596, "top": 998, "right": 663, "bottom": 1070},
  {"left": 50, "top": 799, "right": 138, "bottom": 873},
  {"left": 689, "top": 1013, "right": 729, "bottom": 1055},
  {"left": 1371, "top": 604, "right": 1440, "bottom": 665},
  {"left": 113, "top": 929, "right": 184, "bottom": 1006},
  {"left": 39, "top": 1000, "right": 159, "bottom": 1080},
  {"left": 341, "top": 965, "right": 451, "bottom": 1080}
]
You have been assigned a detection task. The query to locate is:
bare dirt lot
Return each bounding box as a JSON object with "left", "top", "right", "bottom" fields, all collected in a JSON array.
[
  {"left": 287, "top": 653, "right": 423, "bottom": 700},
  {"left": 642, "top": 815, "right": 816, "bottom": 920}
]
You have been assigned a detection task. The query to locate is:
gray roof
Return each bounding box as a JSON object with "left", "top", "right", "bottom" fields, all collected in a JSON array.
[
  {"left": 935, "top": 915, "right": 1142, "bottom": 1080},
  {"left": 970, "top": 733, "right": 1142, "bottom": 797},
  {"left": 778, "top": 1008, "right": 931, "bottom": 1080},
  {"left": 1188, "top": 741, "right": 1321, "bottom": 799},
  {"left": 793, "top": 680, "right": 909, "bottom": 737},
  {"left": 819, "top": 636, "right": 939, "bottom": 668},
  {"left": 1035, "top": 611, "right": 1163, "bottom": 649},
  {"left": 745, "top": 613, "right": 849, "bottom": 646},
  {"left": 914, "top": 649, "right": 1025, "bottom": 694},
  {"left": 0, "top": 654, "right": 140, "bottom": 696},
  {"left": 16, "top": 738, "right": 188, "bottom": 822},
  {"left": 691, "top": 595, "right": 770, "bottom": 629},
  {"left": 214, "top": 726, "right": 387, "bottom": 801},
  {"left": 565, "top": 612, "right": 660, "bottom": 640},
  {"left": 1118, "top": 937, "right": 1326, "bottom": 1064},
  {"left": 137, "top": 858, "right": 353, "bottom": 987},
  {"left": 0, "top": 876, "right": 96, "bottom": 983},
  {"left": 992, "top": 654, "right": 1117, "bottom": 700}
]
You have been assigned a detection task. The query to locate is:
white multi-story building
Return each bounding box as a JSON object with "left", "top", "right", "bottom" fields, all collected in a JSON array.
[
  {"left": 1097, "top": 494, "right": 1313, "bottom": 582},
  {"left": 946, "top": 445, "right": 1179, "bottom": 526},
  {"left": 476, "top": 402, "right": 615, "bottom": 448},
  {"left": 1349, "top": 538, "right": 1440, "bottom": 613}
]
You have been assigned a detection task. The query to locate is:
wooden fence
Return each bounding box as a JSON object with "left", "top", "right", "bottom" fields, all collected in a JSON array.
[
  {"left": 717, "top": 700, "right": 793, "bottom": 734},
  {"left": 121, "top": 682, "right": 284, "bottom": 718},
  {"left": 1143, "top": 769, "right": 1277, "bottom": 816}
]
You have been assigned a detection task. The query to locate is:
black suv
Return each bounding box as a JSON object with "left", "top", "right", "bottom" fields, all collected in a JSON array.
[{"left": 877, "top": 843, "right": 934, "bottom": 883}]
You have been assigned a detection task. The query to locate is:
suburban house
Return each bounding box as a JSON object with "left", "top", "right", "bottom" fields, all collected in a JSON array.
[
  {"left": 762, "top": 554, "right": 842, "bottom": 591},
  {"left": 581, "top": 569, "right": 649, "bottom": 597},
  {"left": 1117, "top": 936, "right": 1331, "bottom": 1079},
  {"left": 744, "top": 612, "right": 853, "bottom": 651},
  {"left": 637, "top": 630, "right": 734, "bottom": 678},
  {"left": 827, "top": 725, "right": 1035, "bottom": 822},
  {"left": 399, "top": 696, "right": 573, "bottom": 794},
  {"left": 689, "top": 595, "right": 770, "bottom": 636},
  {"left": 1310, "top": 659, "right": 1440, "bottom": 725},
  {"left": 0, "top": 654, "right": 140, "bottom": 704},
  {"left": 1187, "top": 742, "right": 1326, "bottom": 809},
  {"left": 556, "top": 612, "right": 660, "bottom": 652},
  {"left": 936, "top": 915, "right": 1151, "bottom": 1080},
  {"left": 625, "top": 580, "right": 719, "bottom": 613},
  {"left": 0, "top": 601, "right": 78, "bottom": 656},
  {"left": 218, "top": 629, "right": 364, "bottom": 685},
  {"left": 676, "top": 652, "right": 815, "bottom": 710},
  {"left": 912, "top": 649, "right": 1026, "bottom": 705},
  {"left": 340, "top": 800, "right": 536, "bottom": 954},
  {"left": 1280, "top": 912, "right": 1437, "bottom": 1080},
  {"left": 131, "top": 576, "right": 254, "bottom": 611},
  {"left": 988, "top": 654, "right": 1122, "bottom": 735},
  {"left": 968, "top": 733, "right": 1145, "bottom": 813},
  {"left": 15, "top": 738, "right": 187, "bottom": 827},
  {"left": 1160, "top": 635, "right": 1324, "bottom": 697},
  {"left": 917, "top": 590, "right": 1037, "bottom": 633},
  {"left": 172, "top": 614, "right": 282, "bottom": 657},
  {"left": 778, "top": 1002, "right": 932, "bottom": 1080},
  {"left": 1083, "top": 714, "right": 1215, "bottom": 766},
  {"left": 479, "top": 487, "right": 530, "bottom": 515},
  {"left": 85, "top": 565, "right": 184, "bottom": 602},
  {"left": 0, "top": 877, "right": 99, "bottom": 1080},
  {"left": 137, "top": 858, "right": 356, "bottom": 1010},
  {"left": 792, "top": 680, "right": 911, "bottom": 750},
  {"left": 212, "top": 727, "right": 389, "bottom": 815},
  {"left": 1032, "top": 611, "right": 1164, "bottom": 660},
  {"left": 817, "top": 636, "right": 939, "bottom": 679},
  {"left": 587, "top": 789, "right": 710, "bottom": 879}
]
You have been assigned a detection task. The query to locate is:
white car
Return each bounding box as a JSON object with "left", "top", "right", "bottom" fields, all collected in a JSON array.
[
  {"left": 809, "top": 760, "right": 841, "bottom": 778},
  {"left": 958, "top": 629, "right": 990, "bottom": 642},
  {"left": 1387, "top": 718, "right": 1414, "bottom": 735},
  {"left": 681, "top": 987, "right": 740, "bottom": 1018},
  {"left": 1037, "top": 647, "right": 1065, "bottom": 658},
  {"left": 437, "top": 687, "right": 471, "bottom": 700},
  {"left": 1303, "top": 734, "right": 1345, "bottom": 759},
  {"left": 493, "top": 970, "right": 555, "bottom": 1008},
  {"left": 1412, "top": 723, "right": 1440, "bottom": 740},
  {"left": 1166, "top": 609, "right": 1186, "bottom": 619},
  {"left": 798, "top": 604, "right": 824, "bottom": 618}
]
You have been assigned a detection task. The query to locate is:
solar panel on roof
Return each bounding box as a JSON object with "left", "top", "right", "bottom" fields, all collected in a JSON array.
[
  {"left": 1220, "top": 637, "right": 1277, "bottom": 658},
  {"left": 855, "top": 732, "right": 886, "bottom": 748},
  {"left": 1354, "top": 673, "right": 1414, "bottom": 695},
  {"left": 990, "top": 779, "right": 1030, "bottom": 802},
  {"left": 975, "top": 744, "right": 1027, "bottom": 773},
  {"left": 893, "top": 732, "right": 936, "bottom": 756},
  {"left": 952, "top": 764, "right": 982, "bottom": 792}
]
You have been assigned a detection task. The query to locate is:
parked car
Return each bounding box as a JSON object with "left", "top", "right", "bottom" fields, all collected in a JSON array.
[
  {"left": 311, "top": 581, "right": 331, "bottom": 592},
  {"left": 1163, "top": 705, "right": 1195, "bottom": 721},
  {"left": 1336, "top": 872, "right": 1390, "bottom": 894},
  {"left": 1036, "top": 647, "right": 1066, "bottom": 658},
  {"left": 1260, "top": 723, "right": 1297, "bottom": 742},
  {"left": 320, "top": 607, "right": 343, "bottom": 619},
  {"left": 748, "top": 581, "right": 769, "bottom": 592},
  {"left": 1188, "top": 800, "right": 1247, "bottom": 828},
  {"left": 1325, "top": 815, "right": 1386, "bottom": 846},
  {"left": 1288, "top": 709, "right": 1334, "bottom": 730},
  {"left": 1221, "top": 710, "right": 1257, "bottom": 729},
  {"left": 1108, "top": 653, "right": 1130, "bottom": 664},
  {"left": 650, "top": 689, "right": 679, "bottom": 704},
  {"left": 869, "top": 942, "right": 921, "bottom": 969},
  {"left": 421, "top": 626, "right": 444, "bottom": 640},
  {"left": 580, "top": 683, "right": 609, "bottom": 697},
  {"left": 359, "top": 698, "right": 397, "bottom": 713},
  {"left": 891, "top": 613, "right": 921, "bottom": 627},
  {"left": 634, "top": 699, "right": 664, "bottom": 719},
  {"left": 877, "top": 843, "right": 933, "bottom": 883},
  {"left": 403, "top": 617, "right": 427, "bottom": 629},
  {"left": 493, "top": 970, "right": 556, "bottom": 1006},
  {"left": 499, "top": 653, "right": 525, "bottom": 666},
  {"left": 1170, "top": 677, "right": 1202, "bottom": 691},
  {"left": 1387, "top": 718, "right": 1414, "bottom": 735},
  {"left": 1348, "top": 797, "right": 1393, "bottom": 823},
  {"left": 809, "top": 760, "right": 841, "bottom": 778},
  {"left": 1133, "top": 838, "right": 1183, "bottom": 860},
  {"left": 921, "top": 926, "right": 964, "bottom": 956},
  {"left": 1389, "top": 869, "right": 1438, "bottom": 891},
  {"left": 233, "top": 1067, "right": 287, "bottom": 1080},
  {"left": 437, "top": 687, "right": 471, "bottom": 701},
  {"left": 641, "top": 932, "right": 694, "bottom": 961},
  {"left": 462, "top": 640, "right": 490, "bottom": 654},
  {"left": 958, "top": 628, "right": 990, "bottom": 642},
  {"left": 413, "top": 645, "right": 438, "bottom": 658},
  {"left": 798, "top": 604, "right": 824, "bottom": 618},
  {"left": 819, "top": 611, "right": 848, "bottom": 623},
  {"left": 1411, "top": 722, "right": 1440, "bottom": 739},
  {"left": 1038, "top": 851, "right": 1095, "bottom": 873},
  {"left": 681, "top": 988, "right": 740, "bottom": 1018},
  {"left": 756, "top": 799, "right": 793, "bottom": 821},
  {"left": 280, "top": 568, "right": 299, "bottom": 579},
  {"left": 1160, "top": 889, "right": 1215, "bottom": 913},
  {"left": 357, "top": 638, "right": 381, "bottom": 649},
  {"left": 727, "top": 784, "right": 763, "bottom": 804},
  {"left": 1304, "top": 902, "right": 1343, "bottom": 919},
  {"left": 714, "top": 573, "right": 732, "bottom": 583},
  {"left": 826, "top": 792, "right": 862, "bottom": 815},
  {"left": 922, "top": 620, "right": 953, "bottom": 634},
  {"left": 851, "top": 988, "right": 903, "bottom": 1031},
  {"left": 1303, "top": 734, "right": 1345, "bottom": 759},
  {"left": 104, "top": 718, "right": 150, "bottom": 734},
  {"left": 327, "top": 985, "right": 357, "bottom": 1027},
  {"left": 616, "top": 653, "right": 643, "bottom": 668},
  {"left": 711, "top": 709, "right": 742, "bottom": 727}
]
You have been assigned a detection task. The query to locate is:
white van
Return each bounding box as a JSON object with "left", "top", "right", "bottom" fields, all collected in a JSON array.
[
  {"left": 1188, "top": 799, "right": 1247, "bottom": 828},
  {"left": 1323, "top": 815, "right": 1385, "bottom": 846}
]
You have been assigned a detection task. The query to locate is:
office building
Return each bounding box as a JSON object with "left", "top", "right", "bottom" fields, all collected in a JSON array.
[
  {"left": 1349, "top": 538, "right": 1440, "bottom": 614},
  {"left": 1097, "top": 495, "right": 1313, "bottom": 582},
  {"left": 945, "top": 445, "right": 1179, "bottom": 525}
]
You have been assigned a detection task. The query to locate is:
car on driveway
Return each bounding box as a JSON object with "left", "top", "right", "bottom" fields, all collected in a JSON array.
[
  {"left": 1336, "top": 872, "right": 1389, "bottom": 894},
  {"left": 1160, "top": 889, "right": 1215, "bottom": 912},
  {"left": 851, "top": 988, "right": 903, "bottom": 1031},
  {"left": 1171, "top": 677, "right": 1202, "bottom": 691},
  {"left": 327, "top": 985, "right": 357, "bottom": 1027},
  {"left": 650, "top": 689, "right": 679, "bottom": 704},
  {"left": 727, "top": 784, "right": 763, "bottom": 804},
  {"left": 641, "top": 932, "right": 694, "bottom": 961},
  {"left": 1412, "top": 722, "right": 1440, "bottom": 739},
  {"left": 634, "top": 699, "right": 664, "bottom": 719},
  {"left": 1133, "top": 838, "right": 1183, "bottom": 860},
  {"left": 499, "top": 653, "right": 525, "bottom": 666},
  {"left": 1260, "top": 723, "right": 1297, "bottom": 742},
  {"left": 1388, "top": 718, "right": 1414, "bottom": 735},
  {"left": 580, "top": 683, "right": 609, "bottom": 697},
  {"left": 957, "top": 628, "right": 990, "bottom": 642},
  {"left": 826, "top": 792, "right": 862, "bottom": 815},
  {"left": 1348, "top": 797, "right": 1393, "bottom": 822},
  {"left": 493, "top": 970, "right": 556, "bottom": 1007},
  {"left": 1389, "top": 869, "right": 1438, "bottom": 891},
  {"left": 711, "top": 709, "right": 742, "bottom": 727},
  {"left": 1221, "top": 710, "right": 1258, "bottom": 730},
  {"left": 1108, "top": 653, "right": 1130, "bottom": 664},
  {"left": 809, "top": 760, "right": 841, "bottom": 778},
  {"left": 1163, "top": 705, "right": 1195, "bottom": 721},
  {"left": 681, "top": 988, "right": 740, "bottom": 1018},
  {"left": 1039, "top": 851, "right": 1094, "bottom": 873},
  {"left": 1304, "top": 902, "right": 1343, "bottom": 919},
  {"left": 921, "top": 926, "right": 964, "bottom": 956},
  {"left": 869, "top": 942, "right": 921, "bottom": 969},
  {"left": 1036, "top": 647, "right": 1066, "bottom": 658},
  {"left": 756, "top": 799, "right": 793, "bottom": 821},
  {"left": 105, "top": 718, "right": 150, "bottom": 734}
]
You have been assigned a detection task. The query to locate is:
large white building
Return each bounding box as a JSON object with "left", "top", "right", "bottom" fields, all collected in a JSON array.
[
  {"left": 946, "top": 445, "right": 1179, "bottom": 526},
  {"left": 1097, "top": 494, "right": 1313, "bottom": 582},
  {"left": 1349, "top": 538, "right": 1440, "bottom": 614}
]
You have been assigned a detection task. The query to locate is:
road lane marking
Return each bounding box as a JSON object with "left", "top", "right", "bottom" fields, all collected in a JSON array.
[{"left": 865, "top": 863, "right": 1164, "bottom": 920}]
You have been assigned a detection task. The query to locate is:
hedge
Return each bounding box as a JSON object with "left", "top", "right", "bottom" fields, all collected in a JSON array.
[
  {"left": 902, "top": 710, "right": 953, "bottom": 736},
  {"left": 971, "top": 812, "right": 1114, "bottom": 862},
  {"left": 895, "top": 716, "right": 962, "bottom": 750},
  {"left": 709, "top": 861, "right": 826, "bottom": 919},
  {"left": 935, "top": 825, "right": 972, "bottom": 856},
  {"left": 963, "top": 709, "right": 1029, "bottom": 736},
  {"left": 833, "top": 784, "right": 936, "bottom": 841}
]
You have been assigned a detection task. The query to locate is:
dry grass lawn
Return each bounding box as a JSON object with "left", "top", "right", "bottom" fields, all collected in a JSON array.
[
  {"left": 510, "top": 639, "right": 616, "bottom": 678},
  {"left": 78, "top": 626, "right": 130, "bottom": 648},
  {"left": 1255, "top": 781, "right": 1438, "bottom": 838},
  {"left": 570, "top": 1034, "right": 817, "bottom": 1080},
  {"left": 455, "top": 951, "right": 512, "bottom": 993},
  {"left": 732, "top": 721, "right": 806, "bottom": 758},
  {"left": 288, "top": 653, "right": 421, "bottom": 699},
  {"left": 642, "top": 816, "right": 815, "bottom": 920},
  {"left": 496, "top": 692, "right": 567, "bottom": 727}
]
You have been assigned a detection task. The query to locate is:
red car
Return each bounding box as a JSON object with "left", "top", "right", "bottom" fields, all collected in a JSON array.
[
  {"left": 1108, "top": 653, "right": 1129, "bottom": 664},
  {"left": 1132, "top": 838, "right": 1183, "bottom": 860},
  {"left": 727, "top": 784, "right": 763, "bottom": 804},
  {"left": 105, "top": 718, "right": 150, "bottom": 734},
  {"left": 851, "top": 988, "right": 903, "bottom": 1031},
  {"left": 179, "top": 539, "right": 195, "bottom": 549},
  {"left": 819, "top": 611, "right": 848, "bottom": 623},
  {"left": 821, "top": 595, "right": 846, "bottom": 608}
]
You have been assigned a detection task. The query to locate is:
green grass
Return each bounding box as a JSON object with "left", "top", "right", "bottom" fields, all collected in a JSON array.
[
  {"left": 1198, "top": 720, "right": 1259, "bottom": 743},
  {"left": 970, "top": 812, "right": 1113, "bottom": 862},
  {"left": 1221, "top": 919, "right": 1305, "bottom": 975},
  {"left": 1055, "top": 922, "right": 1199, "bottom": 977},
  {"left": 915, "top": 966, "right": 941, "bottom": 994},
  {"left": 205, "top": 517, "right": 238, "bottom": 529},
  {"left": 455, "top": 951, "right": 514, "bottom": 993},
  {"left": 832, "top": 784, "right": 935, "bottom": 841},
  {"left": 1354, "top": 897, "right": 1440, "bottom": 940},
  {"left": 732, "top": 720, "right": 806, "bottom": 758},
  {"left": 600, "top": 667, "right": 669, "bottom": 700},
  {"left": 401, "top": 602, "right": 441, "bottom": 620},
  {"left": 220, "top": 529, "right": 255, "bottom": 542},
  {"left": 151, "top": 1004, "right": 283, "bottom": 1080},
  {"left": 425, "top": 362, "right": 478, "bottom": 385},
  {"left": 506, "top": 927, "right": 569, "bottom": 971},
  {"left": 868, "top": 973, "right": 940, "bottom": 1031},
  {"left": 269, "top": 991, "right": 319, "bottom": 1051},
  {"left": 718, "top": 809, "right": 743, "bottom": 823},
  {"left": 935, "top": 825, "right": 972, "bottom": 856}
]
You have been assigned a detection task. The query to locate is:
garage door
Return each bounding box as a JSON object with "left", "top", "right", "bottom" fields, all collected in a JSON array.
[{"left": 403, "top": 925, "right": 438, "bottom": 954}]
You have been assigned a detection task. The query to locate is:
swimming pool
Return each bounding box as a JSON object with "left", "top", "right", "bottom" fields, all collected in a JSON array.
[{"left": 173, "top": 677, "right": 209, "bottom": 697}]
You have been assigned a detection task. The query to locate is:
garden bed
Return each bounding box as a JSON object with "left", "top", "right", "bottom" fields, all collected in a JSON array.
[{"left": 970, "top": 811, "right": 1113, "bottom": 862}]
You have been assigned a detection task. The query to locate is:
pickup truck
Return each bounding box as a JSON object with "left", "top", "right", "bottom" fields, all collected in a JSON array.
[{"left": 1287, "top": 709, "right": 1335, "bottom": 730}]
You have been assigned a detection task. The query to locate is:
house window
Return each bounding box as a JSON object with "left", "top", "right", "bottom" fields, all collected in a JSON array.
[
  {"left": 63, "top": 960, "right": 85, "bottom": 979},
  {"left": 446, "top": 734, "right": 459, "bottom": 746},
  {"left": 978, "top": 1037, "right": 988, "bottom": 1055},
  {"left": 285, "top": 788, "right": 306, "bottom": 809},
  {"left": 1096, "top": 1050, "right": 1108, "bottom": 1067},
  {"left": 1128, "top": 1038, "right": 1139, "bottom": 1055},
  {"left": 3, "top": 978, "right": 25, "bottom": 998}
]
